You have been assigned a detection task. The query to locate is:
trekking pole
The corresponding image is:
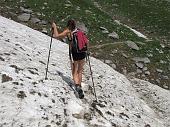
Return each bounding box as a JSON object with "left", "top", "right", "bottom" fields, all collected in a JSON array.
[
  {"left": 45, "top": 27, "right": 54, "bottom": 80},
  {"left": 69, "top": 45, "right": 73, "bottom": 76},
  {"left": 87, "top": 52, "right": 98, "bottom": 102}
]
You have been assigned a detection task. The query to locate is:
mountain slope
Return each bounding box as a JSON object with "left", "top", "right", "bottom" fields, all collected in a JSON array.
[{"left": 0, "top": 16, "right": 169, "bottom": 127}]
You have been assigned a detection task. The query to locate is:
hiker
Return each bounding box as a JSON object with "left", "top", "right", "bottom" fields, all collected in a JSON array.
[{"left": 52, "top": 19, "right": 87, "bottom": 98}]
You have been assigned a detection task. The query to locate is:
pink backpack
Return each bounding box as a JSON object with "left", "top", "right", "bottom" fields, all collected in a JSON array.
[{"left": 72, "top": 29, "right": 88, "bottom": 53}]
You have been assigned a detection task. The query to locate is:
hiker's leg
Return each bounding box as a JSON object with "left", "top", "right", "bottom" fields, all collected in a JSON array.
[
  {"left": 77, "top": 59, "right": 85, "bottom": 85},
  {"left": 73, "top": 61, "right": 79, "bottom": 85}
]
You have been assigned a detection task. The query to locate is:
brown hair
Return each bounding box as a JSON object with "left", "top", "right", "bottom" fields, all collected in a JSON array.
[{"left": 67, "top": 19, "right": 76, "bottom": 31}]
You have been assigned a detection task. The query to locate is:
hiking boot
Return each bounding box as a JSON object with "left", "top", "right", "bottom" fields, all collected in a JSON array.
[{"left": 75, "top": 85, "right": 84, "bottom": 99}]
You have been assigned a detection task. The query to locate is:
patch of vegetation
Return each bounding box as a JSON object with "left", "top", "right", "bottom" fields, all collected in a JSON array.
[{"left": 93, "top": 0, "right": 170, "bottom": 41}]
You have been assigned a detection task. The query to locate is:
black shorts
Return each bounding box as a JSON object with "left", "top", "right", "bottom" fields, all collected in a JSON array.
[{"left": 72, "top": 51, "right": 86, "bottom": 61}]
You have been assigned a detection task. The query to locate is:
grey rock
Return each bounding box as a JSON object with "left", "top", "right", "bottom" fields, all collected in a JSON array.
[
  {"left": 112, "top": 50, "right": 118, "bottom": 54},
  {"left": 160, "top": 44, "right": 165, "bottom": 48},
  {"left": 160, "top": 60, "right": 166, "bottom": 64},
  {"left": 143, "top": 67, "right": 148, "bottom": 71},
  {"left": 108, "top": 31, "right": 119, "bottom": 39},
  {"left": 141, "top": 74, "right": 145, "bottom": 78},
  {"left": 36, "top": 12, "right": 41, "bottom": 16},
  {"left": 105, "top": 60, "right": 112, "bottom": 64},
  {"left": 145, "top": 71, "right": 150, "bottom": 75},
  {"left": 114, "top": 20, "right": 121, "bottom": 25},
  {"left": 122, "top": 53, "right": 128, "bottom": 58},
  {"left": 76, "top": 6, "right": 81, "bottom": 10},
  {"left": 123, "top": 68, "right": 127, "bottom": 75},
  {"left": 20, "top": 7, "right": 33, "bottom": 14},
  {"left": 156, "top": 69, "right": 163, "bottom": 73},
  {"left": 76, "top": 21, "right": 88, "bottom": 33},
  {"left": 156, "top": 79, "right": 161, "bottom": 84},
  {"left": 163, "top": 84, "right": 169, "bottom": 89},
  {"left": 44, "top": 2, "right": 48, "bottom": 5},
  {"left": 147, "top": 53, "right": 153, "bottom": 57},
  {"left": 65, "top": 4, "right": 72, "bottom": 7},
  {"left": 111, "top": 63, "right": 116, "bottom": 69},
  {"left": 42, "top": 28, "right": 48, "bottom": 34},
  {"left": 132, "top": 57, "right": 150, "bottom": 64},
  {"left": 137, "top": 69, "right": 142, "bottom": 74},
  {"left": 135, "top": 62, "right": 144, "bottom": 69},
  {"left": 136, "top": 41, "right": 145, "bottom": 45},
  {"left": 2, "top": 74, "right": 13, "bottom": 83},
  {"left": 85, "top": 10, "right": 92, "bottom": 14},
  {"left": 17, "top": 13, "right": 31, "bottom": 22},
  {"left": 127, "top": 72, "right": 136, "bottom": 78},
  {"left": 125, "top": 41, "right": 139, "bottom": 50},
  {"left": 31, "top": 17, "right": 40, "bottom": 24},
  {"left": 99, "top": 27, "right": 108, "bottom": 31},
  {"left": 113, "top": 4, "right": 119, "bottom": 7},
  {"left": 102, "top": 30, "right": 109, "bottom": 34},
  {"left": 162, "top": 75, "right": 169, "bottom": 80},
  {"left": 39, "top": 20, "right": 48, "bottom": 25}
]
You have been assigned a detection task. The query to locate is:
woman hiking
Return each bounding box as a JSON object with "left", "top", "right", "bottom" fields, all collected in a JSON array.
[{"left": 52, "top": 19, "right": 87, "bottom": 99}]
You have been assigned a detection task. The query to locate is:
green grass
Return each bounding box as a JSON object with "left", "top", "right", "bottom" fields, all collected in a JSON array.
[{"left": 93, "top": 0, "right": 170, "bottom": 40}]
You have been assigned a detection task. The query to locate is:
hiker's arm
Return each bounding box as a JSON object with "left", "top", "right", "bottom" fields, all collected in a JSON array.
[{"left": 52, "top": 22, "right": 69, "bottom": 39}]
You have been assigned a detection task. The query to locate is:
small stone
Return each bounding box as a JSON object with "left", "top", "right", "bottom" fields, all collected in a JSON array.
[
  {"left": 20, "top": 7, "right": 33, "bottom": 13},
  {"left": 160, "top": 60, "right": 166, "bottom": 64},
  {"left": 17, "top": 91, "right": 27, "bottom": 99},
  {"left": 102, "top": 30, "right": 109, "bottom": 34},
  {"left": 84, "top": 113, "right": 92, "bottom": 120},
  {"left": 143, "top": 67, "right": 148, "bottom": 71},
  {"left": 108, "top": 31, "right": 119, "bottom": 40},
  {"left": 122, "top": 53, "right": 128, "bottom": 58},
  {"left": 162, "top": 75, "right": 169, "bottom": 80},
  {"left": 111, "top": 63, "right": 116, "bottom": 69},
  {"left": 31, "top": 17, "right": 40, "bottom": 24},
  {"left": 132, "top": 57, "right": 150, "bottom": 64},
  {"left": 163, "top": 84, "right": 169, "bottom": 89},
  {"left": 44, "top": 2, "right": 48, "bottom": 5},
  {"left": 156, "top": 79, "right": 160, "bottom": 84},
  {"left": 137, "top": 69, "right": 142, "bottom": 73},
  {"left": 65, "top": 4, "right": 72, "bottom": 7},
  {"left": 17, "top": 13, "right": 31, "bottom": 22},
  {"left": 99, "top": 27, "right": 108, "bottom": 31},
  {"left": 0, "top": 56, "right": 5, "bottom": 61},
  {"left": 123, "top": 68, "right": 127, "bottom": 75},
  {"left": 2, "top": 74, "right": 13, "bottom": 83},
  {"left": 147, "top": 53, "right": 153, "bottom": 57},
  {"left": 85, "top": 10, "right": 92, "bottom": 13},
  {"left": 42, "top": 28, "right": 48, "bottom": 34},
  {"left": 39, "top": 20, "right": 48, "bottom": 25},
  {"left": 105, "top": 60, "right": 112, "bottom": 64},
  {"left": 135, "top": 62, "right": 144, "bottom": 69},
  {"left": 125, "top": 41, "right": 139, "bottom": 50},
  {"left": 76, "top": 21, "right": 88, "bottom": 33},
  {"left": 145, "top": 71, "right": 150, "bottom": 75},
  {"left": 156, "top": 69, "right": 163, "bottom": 73}
]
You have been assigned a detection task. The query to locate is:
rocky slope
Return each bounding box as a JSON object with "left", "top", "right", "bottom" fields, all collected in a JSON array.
[{"left": 0, "top": 16, "right": 169, "bottom": 127}]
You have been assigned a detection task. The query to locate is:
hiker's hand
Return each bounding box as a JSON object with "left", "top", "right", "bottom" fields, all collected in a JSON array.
[{"left": 52, "top": 22, "right": 57, "bottom": 29}]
